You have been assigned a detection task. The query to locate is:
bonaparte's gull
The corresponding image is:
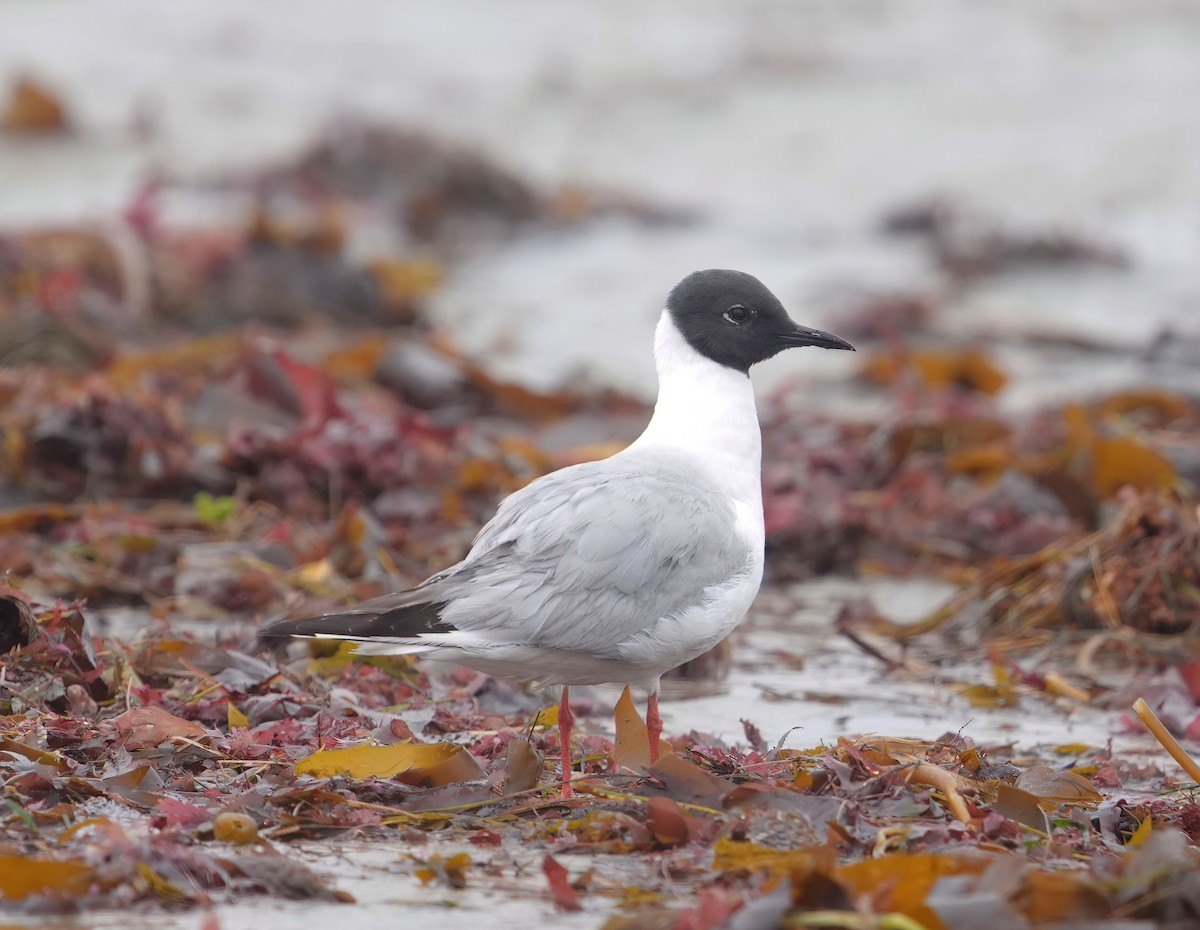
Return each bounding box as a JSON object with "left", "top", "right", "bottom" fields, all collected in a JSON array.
[{"left": 262, "top": 269, "right": 853, "bottom": 795}]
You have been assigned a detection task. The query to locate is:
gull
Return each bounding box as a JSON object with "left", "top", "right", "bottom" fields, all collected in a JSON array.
[{"left": 262, "top": 269, "right": 853, "bottom": 795}]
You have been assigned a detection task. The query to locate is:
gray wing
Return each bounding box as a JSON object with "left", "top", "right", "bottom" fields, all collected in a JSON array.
[{"left": 430, "top": 456, "right": 753, "bottom": 655}]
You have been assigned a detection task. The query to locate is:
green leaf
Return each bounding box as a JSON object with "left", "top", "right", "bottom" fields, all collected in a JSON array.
[{"left": 194, "top": 492, "right": 236, "bottom": 527}]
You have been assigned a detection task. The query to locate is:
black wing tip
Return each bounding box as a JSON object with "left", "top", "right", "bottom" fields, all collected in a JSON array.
[
  {"left": 257, "top": 602, "right": 455, "bottom": 649},
  {"left": 258, "top": 619, "right": 299, "bottom": 641},
  {"left": 256, "top": 618, "right": 314, "bottom": 654}
]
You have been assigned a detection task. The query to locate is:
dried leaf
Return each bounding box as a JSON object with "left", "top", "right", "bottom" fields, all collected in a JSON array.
[
  {"left": 542, "top": 854, "right": 581, "bottom": 911},
  {"left": 1014, "top": 766, "right": 1102, "bottom": 805},
  {"left": 613, "top": 686, "right": 669, "bottom": 769},
  {"left": 110, "top": 706, "right": 211, "bottom": 750},
  {"left": 0, "top": 76, "right": 70, "bottom": 133},
  {"left": 224, "top": 854, "right": 352, "bottom": 901},
  {"left": 675, "top": 887, "right": 743, "bottom": 930},
  {"left": 155, "top": 798, "right": 210, "bottom": 829},
  {"left": 902, "top": 763, "right": 971, "bottom": 823},
  {"left": 0, "top": 736, "right": 66, "bottom": 770},
  {"left": 1017, "top": 871, "right": 1111, "bottom": 923},
  {"left": 645, "top": 797, "right": 689, "bottom": 846},
  {"left": 504, "top": 738, "right": 543, "bottom": 795},
  {"left": 643, "top": 752, "right": 734, "bottom": 809},
  {"left": 991, "top": 784, "right": 1050, "bottom": 834},
  {"left": 294, "top": 741, "right": 485, "bottom": 786}
]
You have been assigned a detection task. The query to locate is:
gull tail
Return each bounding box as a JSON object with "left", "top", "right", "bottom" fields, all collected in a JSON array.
[{"left": 258, "top": 586, "right": 458, "bottom": 656}]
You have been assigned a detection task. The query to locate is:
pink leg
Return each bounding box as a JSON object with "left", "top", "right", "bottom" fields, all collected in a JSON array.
[
  {"left": 647, "top": 691, "right": 663, "bottom": 764},
  {"left": 558, "top": 685, "right": 575, "bottom": 798}
]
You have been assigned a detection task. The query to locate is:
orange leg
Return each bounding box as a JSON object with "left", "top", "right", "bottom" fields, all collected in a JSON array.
[
  {"left": 558, "top": 685, "right": 575, "bottom": 798},
  {"left": 647, "top": 691, "right": 663, "bottom": 764}
]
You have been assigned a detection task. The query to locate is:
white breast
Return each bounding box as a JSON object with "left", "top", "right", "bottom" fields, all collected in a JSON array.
[
  {"left": 612, "top": 311, "right": 767, "bottom": 671},
  {"left": 625, "top": 311, "right": 765, "bottom": 525}
]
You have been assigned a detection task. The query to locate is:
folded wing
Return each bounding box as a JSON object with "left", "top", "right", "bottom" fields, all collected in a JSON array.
[{"left": 261, "top": 454, "right": 752, "bottom": 658}]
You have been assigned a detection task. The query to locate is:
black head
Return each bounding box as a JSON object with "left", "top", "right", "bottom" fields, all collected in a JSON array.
[{"left": 666, "top": 269, "right": 854, "bottom": 373}]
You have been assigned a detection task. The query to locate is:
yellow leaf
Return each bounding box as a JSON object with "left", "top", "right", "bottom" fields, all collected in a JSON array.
[
  {"left": 227, "top": 703, "right": 250, "bottom": 729},
  {"left": 1052, "top": 743, "right": 1094, "bottom": 756},
  {"left": 57, "top": 818, "right": 120, "bottom": 844},
  {"left": 954, "top": 663, "right": 1018, "bottom": 707},
  {"left": 713, "top": 838, "right": 835, "bottom": 877},
  {"left": 458, "top": 458, "right": 503, "bottom": 492},
  {"left": 413, "top": 852, "right": 471, "bottom": 888},
  {"left": 837, "top": 853, "right": 989, "bottom": 929},
  {"left": 955, "top": 683, "right": 1017, "bottom": 708},
  {"left": 213, "top": 812, "right": 258, "bottom": 844},
  {"left": 371, "top": 258, "right": 444, "bottom": 302},
  {"left": 297, "top": 559, "right": 333, "bottom": 585},
  {"left": 1127, "top": 815, "right": 1153, "bottom": 847},
  {"left": 308, "top": 640, "right": 357, "bottom": 676},
  {"left": 902, "top": 763, "right": 971, "bottom": 823},
  {"left": 136, "top": 863, "right": 190, "bottom": 901},
  {"left": 1090, "top": 437, "right": 1177, "bottom": 498},
  {"left": 107, "top": 332, "right": 242, "bottom": 391},
  {"left": 1094, "top": 388, "right": 1192, "bottom": 424},
  {"left": 0, "top": 856, "right": 93, "bottom": 899},
  {"left": 0, "top": 502, "right": 81, "bottom": 534},
  {"left": 0, "top": 77, "right": 70, "bottom": 134},
  {"left": 307, "top": 641, "right": 417, "bottom": 678},
  {"left": 945, "top": 444, "right": 1013, "bottom": 479},
  {"left": 1063, "top": 403, "right": 1096, "bottom": 451},
  {"left": 294, "top": 741, "right": 485, "bottom": 787},
  {"left": 530, "top": 705, "right": 558, "bottom": 728},
  {"left": 0, "top": 736, "right": 66, "bottom": 770},
  {"left": 1043, "top": 672, "right": 1090, "bottom": 703},
  {"left": 321, "top": 338, "right": 389, "bottom": 381},
  {"left": 863, "top": 347, "right": 1007, "bottom": 395}
]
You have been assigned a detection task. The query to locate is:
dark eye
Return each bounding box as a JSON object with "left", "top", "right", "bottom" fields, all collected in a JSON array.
[{"left": 723, "top": 305, "right": 752, "bottom": 325}]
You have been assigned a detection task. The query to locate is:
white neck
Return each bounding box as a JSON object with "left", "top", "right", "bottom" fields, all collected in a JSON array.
[{"left": 627, "top": 311, "right": 763, "bottom": 510}]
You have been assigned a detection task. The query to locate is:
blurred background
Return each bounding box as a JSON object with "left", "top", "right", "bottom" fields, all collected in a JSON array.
[
  {"left": 6, "top": 6, "right": 1200, "bottom": 920},
  {"left": 3, "top": 0, "right": 1199, "bottom": 400}
]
